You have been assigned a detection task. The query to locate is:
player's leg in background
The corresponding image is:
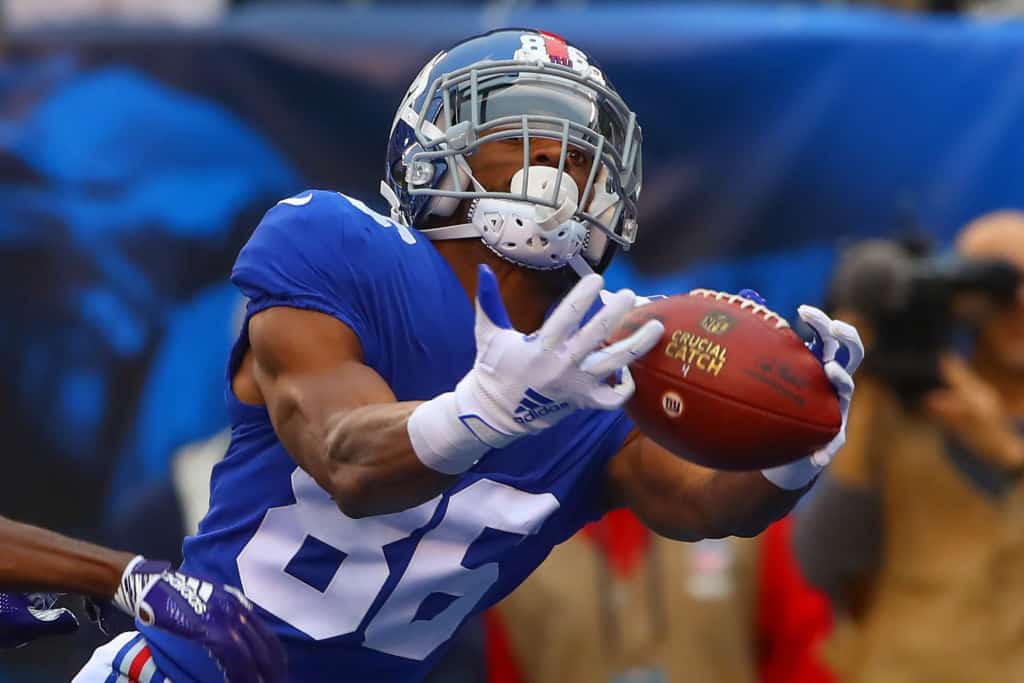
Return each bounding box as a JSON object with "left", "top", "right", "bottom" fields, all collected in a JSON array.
[{"left": 72, "top": 632, "right": 170, "bottom": 683}]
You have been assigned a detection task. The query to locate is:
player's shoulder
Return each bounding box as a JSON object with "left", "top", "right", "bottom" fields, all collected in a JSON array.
[
  {"left": 232, "top": 191, "right": 400, "bottom": 309},
  {"left": 257, "top": 189, "right": 415, "bottom": 244},
  {"left": 235, "top": 190, "right": 421, "bottom": 280}
]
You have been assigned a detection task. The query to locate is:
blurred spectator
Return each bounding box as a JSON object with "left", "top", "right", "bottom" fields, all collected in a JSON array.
[
  {"left": 755, "top": 518, "right": 835, "bottom": 683},
  {"left": 490, "top": 508, "right": 758, "bottom": 683},
  {"left": 488, "top": 510, "right": 834, "bottom": 683},
  {"left": 794, "top": 212, "right": 1024, "bottom": 682}
]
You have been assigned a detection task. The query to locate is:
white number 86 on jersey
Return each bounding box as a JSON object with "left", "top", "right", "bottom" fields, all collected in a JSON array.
[{"left": 237, "top": 468, "right": 558, "bottom": 661}]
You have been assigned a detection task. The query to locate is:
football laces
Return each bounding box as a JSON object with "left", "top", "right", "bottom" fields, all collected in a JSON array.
[{"left": 688, "top": 288, "right": 790, "bottom": 330}]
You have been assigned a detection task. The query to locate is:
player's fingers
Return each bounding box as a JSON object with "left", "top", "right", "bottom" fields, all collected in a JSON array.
[
  {"left": 237, "top": 615, "right": 286, "bottom": 683},
  {"left": 811, "top": 440, "right": 839, "bottom": 467},
  {"left": 538, "top": 273, "right": 604, "bottom": 348},
  {"left": 937, "top": 353, "right": 978, "bottom": 392},
  {"left": 221, "top": 588, "right": 287, "bottom": 683},
  {"left": 474, "top": 264, "right": 513, "bottom": 334},
  {"left": 738, "top": 288, "right": 767, "bottom": 307},
  {"left": 566, "top": 288, "right": 635, "bottom": 361},
  {"left": 824, "top": 361, "right": 854, "bottom": 396},
  {"left": 580, "top": 319, "right": 663, "bottom": 378},
  {"left": 24, "top": 594, "right": 79, "bottom": 638},
  {"left": 617, "top": 365, "right": 636, "bottom": 395},
  {"left": 251, "top": 621, "right": 288, "bottom": 682},
  {"left": 923, "top": 390, "right": 965, "bottom": 425},
  {"left": 207, "top": 589, "right": 273, "bottom": 683},
  {"left": 798, "top": 305, "right": 839, "bottom": 362},
  {"left": 824, "top": 362, "right": 854, "bottom": 417},
  {"left": 210, "top": 625, "right": 258, "bottom": 683},
  {"left": 0, "top": 594, "right": 80, "bottom": 648},
  {"left": 829, "top": 318, "right": 864, "bottom": 375},
  {"left": 26, "top": 606, "right": 79, "bottom": 637},
  {"left": 586, "top": 377, "right": 635, "bottom": 410}
]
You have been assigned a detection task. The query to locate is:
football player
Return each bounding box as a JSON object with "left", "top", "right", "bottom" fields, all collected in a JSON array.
[
  {"left": 76, "top": 28, "right": 862, "bottom": 683},
  {"left": 0, "top": 516, "right": 285, "bottom": 681}
]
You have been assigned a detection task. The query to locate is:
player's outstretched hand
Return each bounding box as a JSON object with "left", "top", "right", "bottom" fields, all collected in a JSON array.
[
  {"left": 0, "top": 592, "right": 79, "bottom": 648},
  {"left": 409, "top": 264, "right": 663, "bottom": 474},
  {"left": 458, "top": 264, "right": 663, "bottom": 443},
  {"left": 93, "top": 558, "right": 287, "bottom": 682}
]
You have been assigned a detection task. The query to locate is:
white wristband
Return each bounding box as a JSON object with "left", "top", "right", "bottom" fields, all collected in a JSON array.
[
  {"left": 408, "top": 393, "right": 502, "bottom": 475},
  {"left": 761, "top": 457, "right": 822, "bottom": 490},
  {"left": 112, "top": 555, "right": 153, "bottom": 616}
]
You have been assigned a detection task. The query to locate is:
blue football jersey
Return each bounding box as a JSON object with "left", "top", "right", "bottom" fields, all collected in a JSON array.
[{"left": 140, "top": 190, "right": 635, "bottom": 682}]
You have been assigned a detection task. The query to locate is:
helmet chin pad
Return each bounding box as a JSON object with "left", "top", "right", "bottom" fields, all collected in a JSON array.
[
  {"left": 470, "top": 166, "right": 587, "bottom": 270},
  {"left": 418, "top": 161, "right": 619, "bottom": 271}
]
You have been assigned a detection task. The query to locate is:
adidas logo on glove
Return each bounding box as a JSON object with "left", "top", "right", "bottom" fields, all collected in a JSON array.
[{"left": 513, "top": 388, "right": 570, "bottom": 425}]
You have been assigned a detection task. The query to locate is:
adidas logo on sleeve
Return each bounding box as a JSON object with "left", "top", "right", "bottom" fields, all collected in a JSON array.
[{"left": 513, "top": 388, "right": 570, "bottom": 425}]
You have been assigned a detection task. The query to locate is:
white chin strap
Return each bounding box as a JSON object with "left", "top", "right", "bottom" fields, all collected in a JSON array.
[{"left": 421, "top": 165, "right": 592, "bottom": 272}]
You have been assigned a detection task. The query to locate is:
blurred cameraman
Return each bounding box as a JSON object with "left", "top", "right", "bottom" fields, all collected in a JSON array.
[{"left": 793, "top": 211, "right": 1024, "bottom": 682}]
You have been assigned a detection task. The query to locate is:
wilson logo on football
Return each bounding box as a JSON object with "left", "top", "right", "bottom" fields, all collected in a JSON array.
[{"left": 513, "top": 388, "right": 570, "bottom": 425}]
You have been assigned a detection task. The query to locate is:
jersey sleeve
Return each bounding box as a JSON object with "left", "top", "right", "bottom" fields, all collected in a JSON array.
[
  {"left": 546, "top": 408, "right": 636, "bottom": 536},
  {"left": 231, "top": 191, "right": 382, "bottom": 365},
  {"left": 579, "top": 409, "right": 636, "bottom": 524}
]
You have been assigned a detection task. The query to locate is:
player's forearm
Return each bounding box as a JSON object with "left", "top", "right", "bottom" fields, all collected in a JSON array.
[
  {"left": 697, "top": 471, "right": 808, "bottom": 538},
  {"left": 323, "top": 401, "right": 457, "bottom": 517},
  {"left": 641, "top": 470, "right": 807, "bottom": 542},
  {"left": 0, "top": 517, "right": 133, "bottom": 596}
]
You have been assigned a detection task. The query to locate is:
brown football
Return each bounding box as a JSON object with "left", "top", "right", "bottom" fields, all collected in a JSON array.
[{"left": 610, "top": 289, "right": 841, "bottom": 470}]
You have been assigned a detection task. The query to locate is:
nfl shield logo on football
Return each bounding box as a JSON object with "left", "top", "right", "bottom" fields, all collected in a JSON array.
[{"left": 699, "top": 311, "right": 733, "bottom": 336}]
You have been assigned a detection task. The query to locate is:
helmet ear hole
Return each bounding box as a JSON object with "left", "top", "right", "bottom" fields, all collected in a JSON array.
[
  {"left": 424, "top": 162, "right": 473, "bottom": 220},
  {"left": 428, "top": 196, "right": 461, "bottom": 218},
  {"left": 582, "top": 228, "right": 610, "bottom": 267}
]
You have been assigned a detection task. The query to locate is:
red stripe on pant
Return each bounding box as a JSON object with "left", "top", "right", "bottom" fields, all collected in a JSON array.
[{"left": 127, "top": 644, "right": 152, "bottom": 682}]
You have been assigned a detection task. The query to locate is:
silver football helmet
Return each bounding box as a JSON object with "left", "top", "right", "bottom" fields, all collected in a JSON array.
[{"left": 381, "top": 29, "right": 642, "bottom": 275}]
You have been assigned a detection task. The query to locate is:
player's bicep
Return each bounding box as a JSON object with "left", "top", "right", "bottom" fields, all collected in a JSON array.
[
  {"left": 605, "top": 430, "right": 719, "bottom": 542},
  {"left": 247, "top": 306, "right": 396, "bottom": 471}
]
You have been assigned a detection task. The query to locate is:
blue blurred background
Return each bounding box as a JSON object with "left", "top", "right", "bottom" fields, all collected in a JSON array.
[{"left": 1, "top": 0, "right": 1023, "bottom": 679}]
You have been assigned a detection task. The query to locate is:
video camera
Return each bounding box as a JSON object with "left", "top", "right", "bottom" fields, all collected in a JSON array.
[{"left": 827, "top": 241, "right": 1020, "bottom": 406}]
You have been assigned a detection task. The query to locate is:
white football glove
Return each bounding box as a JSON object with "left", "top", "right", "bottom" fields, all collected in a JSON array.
[
  {"left": 762, "top": 305, "right": 864, "bottom": 489},
  {"left": 408, "top": 264, "right": 664, "bottom": 474}
]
